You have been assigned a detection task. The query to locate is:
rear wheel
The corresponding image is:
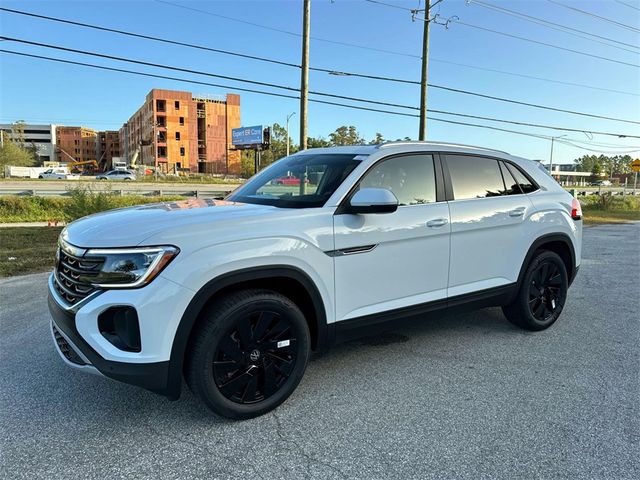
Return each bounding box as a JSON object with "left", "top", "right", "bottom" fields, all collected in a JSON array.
[
  {"left": 186, "top": 289, "right": 310, "bottom": 419},
  {"left": 502, "top": 250, "right": 568, "bottom": 331}
]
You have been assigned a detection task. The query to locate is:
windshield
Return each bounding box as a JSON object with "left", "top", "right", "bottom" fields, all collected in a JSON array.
[{"left": 228, "top": 153, "right": 363, "bottom": 208}]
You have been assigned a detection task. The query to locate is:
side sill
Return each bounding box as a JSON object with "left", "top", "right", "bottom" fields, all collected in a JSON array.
[{"left": 332, "top": 283, "right": 517, "bottom": 344}]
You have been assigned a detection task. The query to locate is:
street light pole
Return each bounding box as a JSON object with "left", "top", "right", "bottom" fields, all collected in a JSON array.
[
  {"left": 286, "top": 112, "right": 296, "bottom": 157},
  {"left": 549, "top": 134, "right": 567, "bottom": 180}
]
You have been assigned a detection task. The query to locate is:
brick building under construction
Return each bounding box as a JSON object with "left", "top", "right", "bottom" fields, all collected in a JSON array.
[{"left": 119, "top": 89, "right": 241, "bottom": 174}]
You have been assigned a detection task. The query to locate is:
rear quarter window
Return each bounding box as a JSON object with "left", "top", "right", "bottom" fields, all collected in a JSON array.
[{"left": 506, "top": 163, "right": 538, "bottom": 193}]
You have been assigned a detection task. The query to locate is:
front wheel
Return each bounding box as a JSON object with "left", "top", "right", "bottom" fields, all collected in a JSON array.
[
  {"left": 186, "top": 289, "right": 310, "bottom": 419},
  {"left": 502, "top": 250, "right": 568, "bottom": 331}
]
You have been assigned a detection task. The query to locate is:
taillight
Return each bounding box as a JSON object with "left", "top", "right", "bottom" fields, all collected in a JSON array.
[{"left": 571, "top": 198, "right": 582, "bottom": 220}]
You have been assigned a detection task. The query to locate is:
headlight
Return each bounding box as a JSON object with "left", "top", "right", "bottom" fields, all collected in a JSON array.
[{"left": 81, "top": 246, "right": 179, "bottom": 288}]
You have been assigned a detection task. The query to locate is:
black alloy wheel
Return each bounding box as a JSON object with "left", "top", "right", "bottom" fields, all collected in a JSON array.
[
  {"left": 502, "top": 250, "right": 568, "bottom": 331},
  {"left": 186, "top": 289, "right": 310, "bottom": 419},
  {"left": 213, "top": 310, "right": 298, "bottom": 404},
  {"left": 528, "top": 261, "right": 562, "bottom": 322}
]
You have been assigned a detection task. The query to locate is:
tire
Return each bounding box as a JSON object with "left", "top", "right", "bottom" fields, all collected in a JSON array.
[
  {"left": 123, "top": 178, "right": 132, "bottom": 181},
  {"left": 38, "top": 175, "right": 43, "bottom": 179},
  {"left": 502, "top": 250, "right": 568, "bottom": 331},
  {"left": 186, "top": 289, "right": 310, "bottom": 419}
]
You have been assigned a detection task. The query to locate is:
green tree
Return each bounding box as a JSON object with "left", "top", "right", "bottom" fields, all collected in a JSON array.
[
  {"left": 590, "top": 162, "right": 603, "bottom": 182},
  {"left": 0, "top": 131, "right": 37, "bottom": 170},
  {"left": 369, "top": 132, "right": 385, "bottom": 145},
  {"left": 329, "top": 126, "right": 364, "bottom": 146},
  {"left": 307, "top": 136, "right": 331, "bottom": 148}
]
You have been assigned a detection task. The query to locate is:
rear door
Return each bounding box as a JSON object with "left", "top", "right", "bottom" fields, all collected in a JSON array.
[
  {"left": 333, "top": 153, "right": 450, "bottom": 321},
  {"left": 443, "top": 154, "right": 535, "bottom": 297}
]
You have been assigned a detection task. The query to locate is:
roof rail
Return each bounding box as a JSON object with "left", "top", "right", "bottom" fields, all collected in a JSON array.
[{"left": 376, "top": 140, "right": 510, "bottom": 155}]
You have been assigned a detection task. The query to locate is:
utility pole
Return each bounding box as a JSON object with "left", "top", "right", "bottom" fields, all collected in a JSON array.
[
  {"left": 299, "top": 0, "right": 310, "bottom": 150},
  {"left": 418, "top": 0, "right": 431, "bottom": 141},
  {"left": 286, "top": 112, "right": 296, "bottom": 157}
]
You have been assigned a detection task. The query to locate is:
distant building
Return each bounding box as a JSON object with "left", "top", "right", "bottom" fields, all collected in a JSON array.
[
  {"left": 97, "top": 130, "right": 121, "bottom": 170},
  {"left": 56, "top": 126, "right": 97, "bottom": 163},
  {"left": 119, "top": 89, "right": 241, "bottom": 174},
  {"left": 0, "top": 123, "right": 57, "bottom": 162}
]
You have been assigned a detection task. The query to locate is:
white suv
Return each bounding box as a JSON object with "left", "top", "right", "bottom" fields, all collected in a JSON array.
[{"left": 48, "top": 142, "right": 582, "bottom": 419}]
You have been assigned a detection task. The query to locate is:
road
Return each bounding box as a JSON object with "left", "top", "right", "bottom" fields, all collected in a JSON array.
[
  {"left": 0, "top": 180, "right": 241, "bottom": 197},
  {"left": 1, "top": 224, "right": 638, "bottom": 479}
]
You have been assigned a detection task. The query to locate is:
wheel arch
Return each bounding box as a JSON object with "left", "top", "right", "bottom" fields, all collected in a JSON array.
[
  {"left": 165, "top": 265, "right": 328, "bottom": 400},
  {"left": 517, "top": 233, "right": 577, "bottom": 291}
]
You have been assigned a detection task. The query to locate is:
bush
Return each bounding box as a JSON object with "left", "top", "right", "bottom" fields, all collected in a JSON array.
[
  {"left": 0, "top": 187, "right": 184, "bottom": 223},
  {"left": 579, "top": 195, "right": 640, "bottom": 212}
]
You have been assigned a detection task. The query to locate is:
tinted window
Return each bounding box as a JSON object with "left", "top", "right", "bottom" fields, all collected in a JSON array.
[
  {"left": 447, "top": 155, "right": 506, "bottom": 199},
  {"left": 499, "top": 161, "right": 522, "bottom": 195},
  {"left": 229, "top": 154, "right": 362, "bottom": 208},
  {"left": 506, "top": 163, "right": 537, "bottom": 193},
  {"left": 358, "top": 154, "right": 436, "bottom": 205}
]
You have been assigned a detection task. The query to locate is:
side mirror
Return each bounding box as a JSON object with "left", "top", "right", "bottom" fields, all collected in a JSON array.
[{"left": 348, "top": 188, "right": 398, "bottom": 214}]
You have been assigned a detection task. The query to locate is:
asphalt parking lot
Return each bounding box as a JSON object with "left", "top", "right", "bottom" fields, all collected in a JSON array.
[{"left": 1, "top": 223, "right": 638, "bottom": 479}]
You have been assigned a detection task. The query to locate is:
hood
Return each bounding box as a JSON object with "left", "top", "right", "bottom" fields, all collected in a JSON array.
[{"left": 63, "top": 198, "right": 277, "bottom": 248}]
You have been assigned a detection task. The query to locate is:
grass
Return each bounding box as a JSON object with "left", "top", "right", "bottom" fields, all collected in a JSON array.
[
  {"left": 0, "top": 227, "right": 62, "bottom": 277},
  {"left": 0, "top": 190, "right": 185, "bottom": 223},
  {"left": 579, "top": 195, "right": 640, "bottom": 224},
  {"left": 582, "top": 210, "right": 640, "bottom": 224}
]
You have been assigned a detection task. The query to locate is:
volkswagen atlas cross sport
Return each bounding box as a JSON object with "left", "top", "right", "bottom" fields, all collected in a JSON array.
[{"left": 48, "top": 142, "right": 582, "bottom": 419}]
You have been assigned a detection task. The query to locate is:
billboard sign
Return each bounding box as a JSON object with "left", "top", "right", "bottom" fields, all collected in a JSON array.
[{"left": 232, "top": 126, "right": 263, "bottom": 147}]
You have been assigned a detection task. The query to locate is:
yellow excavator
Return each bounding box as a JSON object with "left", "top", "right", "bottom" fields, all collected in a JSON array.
[{"left": 69, "top": 160, "right": 99, "bottom": 174}]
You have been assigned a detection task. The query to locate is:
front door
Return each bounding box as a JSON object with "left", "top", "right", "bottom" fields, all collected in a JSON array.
[{"left": 333, "top": 153, "right": 450, "bottom": 322}]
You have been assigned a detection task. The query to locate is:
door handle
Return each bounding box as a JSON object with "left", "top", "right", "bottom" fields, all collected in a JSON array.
[
  {"left": 427, "top": 218, "right": 448, "bottom": 227},
  {"left": 508, "top": 207, "right": 526, "bottom": 217}
]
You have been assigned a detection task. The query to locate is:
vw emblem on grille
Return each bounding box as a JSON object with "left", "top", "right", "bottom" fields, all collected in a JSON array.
[{"left": 249, "top": 349, "right": 261, "bottom": 362}]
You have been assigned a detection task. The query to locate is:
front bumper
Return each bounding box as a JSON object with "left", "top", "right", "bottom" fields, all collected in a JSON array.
[{"left": 47, "top": 273, "right": 188, "bottom": 398}]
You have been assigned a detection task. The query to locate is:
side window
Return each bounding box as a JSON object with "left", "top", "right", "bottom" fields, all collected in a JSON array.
[
  {"left": 358, "top": 154, "right": 436, "bottom": 206},
  {"left": 506, "top": 163, "right": 537, "bottom": 193},
  {"left": 499, "top": 161, "right": 522, "bottom": 195},
  {"left": 446, "top": 155, "right": 506, "bottom": 199}
]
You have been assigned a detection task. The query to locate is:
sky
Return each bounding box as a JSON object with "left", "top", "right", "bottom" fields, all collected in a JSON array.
[{"left": 0, "top": 0, "right": 639, "bottom": 165}]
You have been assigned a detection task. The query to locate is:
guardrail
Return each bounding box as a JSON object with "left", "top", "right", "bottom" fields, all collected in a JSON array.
[{"left": 0, "top": 187, "right": 234, "bottom": 198}]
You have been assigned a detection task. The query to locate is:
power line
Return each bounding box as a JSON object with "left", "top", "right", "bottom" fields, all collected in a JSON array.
[
  {"left": 0, "top": 49, "right": 420, "bottom": 119},
  {"left": 425, "top": 109, "right": 640, "bottom": 138},
  {"left": 364, "top": 0, "right": 413, "bottom": 12},
  {"left": 547, "top": 0, "right": 640, "bottom": 33},
  {"left": 5, "top": 35, "right": 639, "bottom": 130},
  {"left": 427, "top": 83, "right": 640, "bottom": 126},
  {"left": 556, "top": 139, "right": 640, "bottom": 154},
  {"left": 468, "top": 0, "right": 640, "bottom": 53},
  {"left": 0, "top": 36, "right": 424, "bottom": 112},
  {"left": 7, "top": 48, "right": 640, "bottom": 151},
  {"left": 430, "top": 58, "right": 638, "bottom": 97},
  {"left": 152, "top": 0, "right": 420, "bottom": 59},
  {"left": 2, "top": 7, "right": 637, "bottom": 98},
  {"left": 452, "top": 20, "right": 640, "bottom": 69},
  {"left": 614, "top": 0, "right": 640, "bottom": 12},
  {"left": 0, "top": 49, "right": 575, "bottom": 144}
]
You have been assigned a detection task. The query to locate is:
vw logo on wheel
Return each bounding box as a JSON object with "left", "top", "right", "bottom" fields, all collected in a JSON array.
[{"left": 249, "top": 349, "right": 261, "bottom": 362}]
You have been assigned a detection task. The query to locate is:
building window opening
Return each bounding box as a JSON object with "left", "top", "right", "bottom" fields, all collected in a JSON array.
[
  {"left": 180, "top": 147, "right": 185, "bottom": 156},
  {"left": 175, "top": 132, "right": 181, "bottom": 141},
  {"left": 175, "top": 101, "right": 180, "bottom": 110}
]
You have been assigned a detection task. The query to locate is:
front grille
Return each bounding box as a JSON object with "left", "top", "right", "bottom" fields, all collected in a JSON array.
[
  {"left": 52, "top": 325, "right": 86, "bottom": 365},
  {"left": 54, "top": 247, "right": 104, "bottom": 305}
]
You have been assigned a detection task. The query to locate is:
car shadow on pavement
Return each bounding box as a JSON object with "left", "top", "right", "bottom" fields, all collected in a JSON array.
[{"left": 14, "top": 306, "right": 520, "bottom": 426}]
